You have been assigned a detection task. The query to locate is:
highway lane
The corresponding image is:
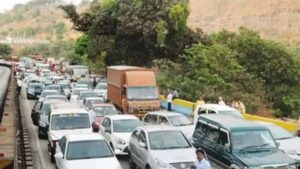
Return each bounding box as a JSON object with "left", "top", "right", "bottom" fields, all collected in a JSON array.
[{"left": 19, "top": 87, "right": 130, "bottom": 169}]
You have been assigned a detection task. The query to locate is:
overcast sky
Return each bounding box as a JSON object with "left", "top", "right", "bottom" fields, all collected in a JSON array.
[{"left": 0, "top": 0, "right": 84, "bottom": 13}]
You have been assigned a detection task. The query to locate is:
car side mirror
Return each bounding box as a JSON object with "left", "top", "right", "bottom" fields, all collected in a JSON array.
[
  {"left": 92, "top": 122, "right": 99, "bottom": 133},
  {"left": 139, "top": 142, "right": 147, "bottom": 149},
  {"left": 105, "top": 128, "right": 111, "bottom": 134},
  {"left": 55, "top": 152, "right": 63, "bottom": 159}
]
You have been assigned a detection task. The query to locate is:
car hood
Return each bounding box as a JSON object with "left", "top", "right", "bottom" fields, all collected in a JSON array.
[
  {"left": 151, "top": 148, "right": 196, "bottom": 164},
  {"left": 233, "top": 149, "right": 295, "bottom": 167},
  {"left": 114, "top": 133, "right": 132, "bottom": 142},
  {"left": 50, "top": 128, "right": 92, "bottom": 140},
  {"left": 176, "top": 125, "right": 195, "bottom": 139},
  {"left": 277, "top": 137, "right": 300, "bottom": 153},
  {"left": 65, "top": 157, "right": 121, "bottom": 169}
]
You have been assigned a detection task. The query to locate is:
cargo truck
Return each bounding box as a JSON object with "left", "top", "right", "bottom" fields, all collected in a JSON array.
[{"left": 107, "top": 66, "right": 160, "bottom": 118}]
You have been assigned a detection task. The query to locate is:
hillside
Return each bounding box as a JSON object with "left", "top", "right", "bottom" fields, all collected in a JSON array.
[
  {"left": 188, "top": 0, "right": 300, "bottom": 42},
  {"left": 0, "top": 0, "right": 90, "bottom": 41}
]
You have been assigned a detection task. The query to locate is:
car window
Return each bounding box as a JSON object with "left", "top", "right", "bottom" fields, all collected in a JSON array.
[
  {"left": 208, "top": 110, "right": 217, "bottom": 114},
  {"left": 131, "top": 130, "right": 139, "bottom": 140},
  {"left": 219, "top": 130, "right": 229, "bottom": 146},
  {"left": 102, "top": 118, "right": 108, "bottom": 127},
  {"left": 194, "top": 121, "right": 209, "bottom": 137},
  {"left": 60, "top": 137, "right": 67, "bottom": 155},
  {"left": 148, "top": 115, "right": 158, "bottom": 124},
  {"left": 139, "top": 130, "right": 147, "bottom": 144},
  {"left": 198, "top": 108, "right": 206, "bottom": 115},
  {"left": 143, "top": 114, "right": 151, "bottom": 123},
  {"left": 34, "top": 101, "right": 42, "bottom": 111},
  {"left": 158, "top": 116, "right": 170, "bottom": 125},
  {"left": 207, "top": 124, "right": 219, "bottom": 142}
]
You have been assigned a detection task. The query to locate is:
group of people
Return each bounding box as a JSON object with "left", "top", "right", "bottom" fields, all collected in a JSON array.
[{"left": 197, "top": 96, "right": 246, "bottom": 114}]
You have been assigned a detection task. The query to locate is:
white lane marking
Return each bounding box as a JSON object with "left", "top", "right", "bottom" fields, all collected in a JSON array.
[{"left": 21, "top": 88, "right": 50, "bottom": 169}]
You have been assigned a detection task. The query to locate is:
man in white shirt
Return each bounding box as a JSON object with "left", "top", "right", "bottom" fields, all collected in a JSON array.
[
  {"left": 191, "top": 149, "right": 211, "bottom": 169},
  {"left": 166, "top": 92, "right": 173, "bottom": 111}
]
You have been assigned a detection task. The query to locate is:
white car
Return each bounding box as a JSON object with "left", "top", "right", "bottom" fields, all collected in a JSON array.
[
  {"left": 94, "top": 83, "right": 107, "bottom": 100},
  {"left": 143, "top": 111, "right": 195, "bottom": 139},
  {"left": 100, "top": 115, "right": 141, "bottom": 155},
  {"left": 39, "top": 90, "right": 60, "bottom": 102},
  {"left": 78, "top": 91, "right": 99, "bottom": 104},
  {"left": 70, "top": 88, "right": 88, "bottom": 103},
  {"left": 257, "top": 121, "right": 300, "bottom": 164},
  {"left": 128, "top": 125, "right": 197, "bottom": 169},
  {"left": 192, "top": 104, "right": 244, "bottom": 124},
  {"left": 48, "top": 105, "right": 93, "bottom": 162},
  {"left": 55, "top": 133, "right": 122, "bottom": 169}
]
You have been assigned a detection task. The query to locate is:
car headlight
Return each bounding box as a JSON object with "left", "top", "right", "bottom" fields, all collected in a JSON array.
[
  {"left": 39, "top": 120, "right": 47, "bottom": 127},
  {"left": 154, "top": 158, "right": 174, "bottom": 169},
  {"left": 116, "top": 138, "right": 126, "bottom": 145}
]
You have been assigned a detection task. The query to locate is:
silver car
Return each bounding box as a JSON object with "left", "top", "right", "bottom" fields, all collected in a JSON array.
[{"left": 128, "top": 125, "right": 196, "bottom": 169}]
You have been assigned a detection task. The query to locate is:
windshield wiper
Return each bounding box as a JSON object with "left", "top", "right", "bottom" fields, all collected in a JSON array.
[
  {"left": 277, "top": 137, "right": 292, "bottom": 140},
  {"left": 239, "top": 143, "right": 270, "bottom": 152}
]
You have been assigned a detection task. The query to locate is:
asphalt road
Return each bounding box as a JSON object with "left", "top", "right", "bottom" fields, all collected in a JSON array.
[{"left": 20, "top": 87, "right": 130, "bottom": 169}]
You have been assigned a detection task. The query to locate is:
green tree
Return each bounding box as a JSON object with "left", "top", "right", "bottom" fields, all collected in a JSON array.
[{"left": 0, "top": 44, "right": 12, "bottom": 57}]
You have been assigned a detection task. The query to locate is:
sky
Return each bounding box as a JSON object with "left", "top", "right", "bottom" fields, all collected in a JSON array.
[{"left": 0, "top": 0, "right": 84, "bottom": 13}]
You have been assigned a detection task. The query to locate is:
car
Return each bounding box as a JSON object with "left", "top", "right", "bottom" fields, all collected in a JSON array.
[
  {"left": 128, "top": 125, "right": 197, "bottom": 169},
  {"left": 192, "top": 114, "right": 297, "bottom": 169},
  {"left": 57, "top": 82, "right": 71, "bottom": 99},
  {"left": 78, "top": 91, "right": 99, "bottom": 103},
  {"left": 191, "top": 104, "right": 244, "bottom": 124},
  {"left": 41, "top": 69, "right": 51, "bottom": 77},
  {"left": 100, "top": 115, "right": 141, "bottom": 155},
  {"left": 48, "top": 105, "right": 93, "bottom": 163},
  {"left": 143, "top": 111, "right": 195, "bottom": 139},
  {"left": 83, "top": 97, "right": 104, "bottom": 110},
  {"left": 74, "top": 84, "right": 89, "bottom": 90},
  {"left": 70, "top": 88, "right": 88, "bottom": 103},
  {"left": 94, "top": 83, "right": 107, "bottom": 100},
  {"left": 31, "top": 100, "right": 43, "bottom": 126},
  {"left": 37, "top": 100, "right": 68, "bottom": 139},
  {"left": 39, "top": 90, "right": 60, "bottom": 102},
  {"left": 26, "top": 83, "right": 44, "bottom": 99},
  {"left": 54, "top": 133, "right": 122, "bottom": 169},
  {"left": 45, "top": 95, "right": 68, "bottom": 102},
  {"left": 46, "top": 85, "right": 63, "bottom": 94},
  {"left": 89, "top": 103, "right": 119, "bottom": 132},
  {"left": 256, "top": 121, "right": 300, "bottom": 164},
  {"left": 39, "top": 78, "right": 53, "bottom": 88},
  {"left": 77, "top": 78, "right": 91, "bottom": 87}
]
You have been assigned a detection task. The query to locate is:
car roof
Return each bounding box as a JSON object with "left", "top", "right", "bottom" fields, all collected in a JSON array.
[
  {"left": 42, "top": 100, "right": 65, "bottom": 105},
  {"left": 42, "top": 90, "right": 59, "bottom": 93},
  {"left": 46, "top": 95, "right": 67, "bottom": 98},
  {"left": 92, "top": 103, "right": 113, "bottom": 107},
  {"left": 79, "top": 91, "right": 97, "bottom": 95},
  {"left": 137, "top": 125, "right": 180, "bottom": 133},
  {"left": 105, "top": 114, "right": 138, "bottom": 120},
  {"left": 85, "top": 97, "right": 103, "bottom": 101},
  {"left": 198, "top": 104, "right": 238, "bottom": 111},
  {"left": 67, "top": 133, "right": 105, "bottom": 142},
  {"left": 50, "top": 103, "right": 86, "bottom": 115},
  {"left": 146, "top": 111, "right": 183, "bottom": 117},
  {"left": 199, "top": 114, "right": 267, "bottom": 131}
]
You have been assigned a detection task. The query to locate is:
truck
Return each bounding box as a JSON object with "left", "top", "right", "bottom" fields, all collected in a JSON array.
[{"left": 107, "top": 66, "right": 160, "bottom": 118}]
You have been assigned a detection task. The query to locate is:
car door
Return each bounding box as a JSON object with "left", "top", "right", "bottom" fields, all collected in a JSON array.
[
  {"left": 102, "top": 118, "right": 112, "bottom": 143},
  {"left": 214, "top": 129, "right": 232, "bottom": 168},
  {"left": 135, "top": 130, "right": 149, "bottom": 168},
  {"left": 202, "top": 123, "right": 221, "bottom": 166},
  {"left": 129, "top": 129, "right": 140, "bottom": 165},
  {"left": 56, "top": 136, "right": 67, "bottom": 169}
]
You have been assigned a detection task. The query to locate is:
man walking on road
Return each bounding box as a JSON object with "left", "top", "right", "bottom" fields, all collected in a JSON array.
[
  {"left": 167, "top": 91, "right": 173, "bottom": 111},
  {"left": 191, "top": 149, "right": 211, "bottom": 169}
]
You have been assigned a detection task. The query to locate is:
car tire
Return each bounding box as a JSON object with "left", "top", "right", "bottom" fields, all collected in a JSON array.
[
  {"left": 128, "top": 152, "right": 136, "bottom": 169},
  {"left": 38, "top": 127, "right": 45, "bottom": 139},
  {"left": 50, "top": 148, "right": 55, "bottom": 163},
  {"left": 145, "top": 165, "right": 151, "bottom": 169}
]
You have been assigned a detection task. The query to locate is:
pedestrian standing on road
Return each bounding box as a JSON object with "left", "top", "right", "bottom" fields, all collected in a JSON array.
[
  {"left": 191, "top": 149, "right": 211, "bottom": 169},
  {"left": 218, "top": 96, "right": 226, "bottom": 106},
  {"left": 167, "top": 91, "right": 173, "bottom": 111}
]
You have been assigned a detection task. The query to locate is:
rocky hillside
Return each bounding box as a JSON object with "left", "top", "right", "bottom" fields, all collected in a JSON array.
[
  {"left": 188, "top": 0, "right": 300, "bottom": 42},
  {"left": 0, "top": 0, "right": 90, "bottom": 41}
]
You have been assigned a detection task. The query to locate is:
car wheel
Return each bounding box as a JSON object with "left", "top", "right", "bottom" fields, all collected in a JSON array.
[
  {"left": 50, "top": 148, "right": 55, "bottom": 163},
  {"left": 38, "top": 127, "right": 45, "bottom": 139},
  {"left": 145, "top": 165, "right": 151, "bottom": 169},
  {"left": 128, "top": 152, "right": 136, "bottom": 169}
]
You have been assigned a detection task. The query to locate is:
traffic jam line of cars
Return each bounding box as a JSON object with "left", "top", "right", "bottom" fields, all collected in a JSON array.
[{"left": 14, "top": 60, "right": 300, "bottom": 169}]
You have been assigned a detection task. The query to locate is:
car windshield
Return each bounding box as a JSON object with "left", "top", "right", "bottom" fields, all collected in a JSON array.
[
  {"left": 59, "top": 84, "right": 70, "bottom": 89},
  {"left": 46, "top": 86, "right": 60, "bottom": 91},
  {"left": 47, "top": 96, "right": 66, "bottom": 101},
  {"left": 127, "top": 86, "right": 158, "bottom": 100},
  {"left": 231, "top": 129, "right": 276, "bottom": 150},
  {"left": 87, "top": 99, "right": 104, "bottom": 105},
  {"left": 73, "top": 69, "right": 89, "bottom": 76},
  {"left": 219, "top": 110, "right": 243, "bottom": 118},
  {"left": 113, "top": 119, "right": 141, "bottom": 133},
  {"left": 168, "top": 115, "right": 193, "bottom": 127},
  {"left": 51, "top": 113, "right": 90, "bottom": 130},
  {"left": 149, "top": 130, "right": 191, "bottom": 150},
  {"left": 41, "top": 91, "right": 59, "bottom": 97},
  {"left": 266, "top": 125, "right": 293, "bottom": 140},
  {"left": 73, "top": 89, "right": 86, "bottom": 95},
  {"left": 67, "top": 140, "right": 113, "bottom": 160},
  {"left": 79, "top": 92, "right": 98, "bottom": 100},
  {"left": 96, "top": 84, "right": 107, "bottom": 90},
  {"left": 94, "top": 107, "right": 118, "bottom": 116}
]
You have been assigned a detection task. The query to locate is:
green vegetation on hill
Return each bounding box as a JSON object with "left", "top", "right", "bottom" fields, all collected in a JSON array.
[{"left": 62, "top": 0, "right": 300, "bottom": 118}]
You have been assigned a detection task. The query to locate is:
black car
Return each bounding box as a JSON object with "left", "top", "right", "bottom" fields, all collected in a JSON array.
[
  {"left": 27, "top": 83, "right": 44, "bottom": 99},
  {"left": 31, "top": 100, "right": 42, "bottom": 126}
]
